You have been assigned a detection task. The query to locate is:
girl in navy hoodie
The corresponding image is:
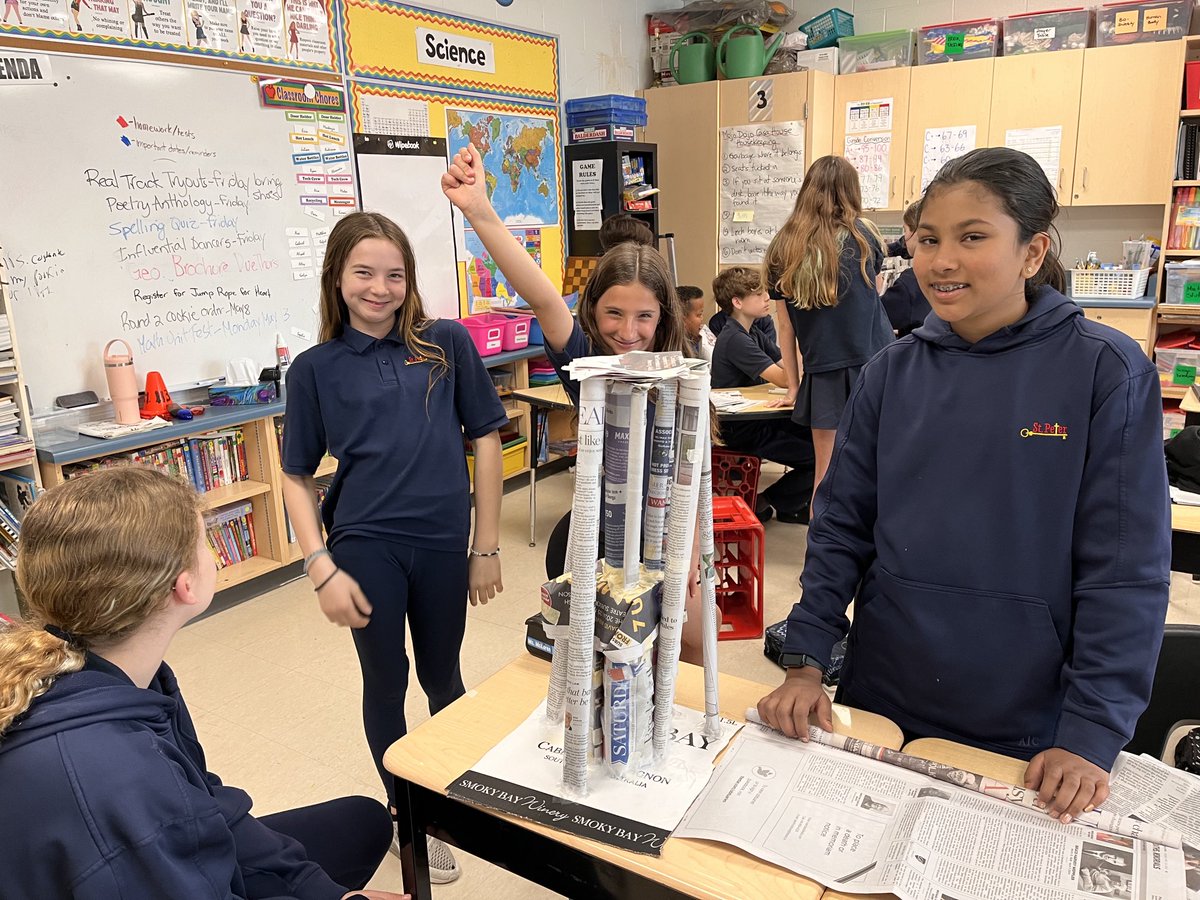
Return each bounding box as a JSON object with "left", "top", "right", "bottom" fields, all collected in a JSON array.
[
  {"left": 0, "top": 467, "right": 401, "bottom": 900},
  {"left": 758, "top": 148, "right": 1169, "bottom": 828}
]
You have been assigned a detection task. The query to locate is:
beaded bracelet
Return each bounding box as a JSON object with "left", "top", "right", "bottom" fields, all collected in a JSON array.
[
  {"left": 303, "top": 547, "right": 332, "bottom": 574},
  {"left": 468, "top": 547, "right": 501, "bottom": 558},
  {"left": 314, "top": 568, "right": 340, "bottom": 592}
]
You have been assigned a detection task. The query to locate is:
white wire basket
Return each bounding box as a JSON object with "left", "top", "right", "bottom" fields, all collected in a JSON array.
[{"left": 1069, "top": 268, "right": 1152, "bottom": 300}]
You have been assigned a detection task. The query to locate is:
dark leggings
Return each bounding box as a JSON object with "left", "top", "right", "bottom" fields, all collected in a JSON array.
[
  {"left": 333, "top": 536, "right": 469, "bottom": 806},
  {"left": 256, "top": 796, "right": 393, "bottom": 892}
]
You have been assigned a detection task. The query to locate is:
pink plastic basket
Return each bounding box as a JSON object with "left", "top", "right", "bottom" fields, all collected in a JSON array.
[
  {"left": 458, "top": 316, "right": 504, "bottom": 357},
  {"left": 472, "top": 312, "right": 531, "bottom": 351}
]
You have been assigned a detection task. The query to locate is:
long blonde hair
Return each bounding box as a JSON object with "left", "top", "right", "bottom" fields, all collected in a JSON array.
[
  {"left": 0, "top": 468, "right": 203, "bottom": 738},
  {"left": 318, "top": 212, "right": 449, "bottom": 391},
  {"left": 762, "top": 155, "right": 882, "bottom": 310},
  {"left": 578, "top": 242, "right": 690, "bottom": 357}
]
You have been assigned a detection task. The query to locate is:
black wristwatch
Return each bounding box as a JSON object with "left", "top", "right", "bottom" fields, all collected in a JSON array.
[{"left": 779, "top": 653, "right": 826, "bottom": 673}]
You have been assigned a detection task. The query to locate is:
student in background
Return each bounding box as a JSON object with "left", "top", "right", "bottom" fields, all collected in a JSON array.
[
  {"left": 282, "top": 212, "right": 507, "bottom": 884},
  {"left": 0, "top": 468, "right": 399, "bottom": 900},
  {"left": 708, "top": 298, "right": 777, "bottom": 344},
  {"left": 880, "top": 200, "right": 932, "bottom": 337},
  {"left": 763, "top": 155, "right": 893, "bottom": 507},
  {"left": 442, "top": 143, "right": 712, "bottom": 663},
  {"left": 678, "top": 284, "right": 716, "bottom": 362},
  {"left": 710, "top": 266, "right": 814, "bottom": 524},
  {"left": 598, "top": 213, "right": 654, "bottom": 253},
  {"left": 757, "top": 148, "right": 1169, "bottom": 827}
]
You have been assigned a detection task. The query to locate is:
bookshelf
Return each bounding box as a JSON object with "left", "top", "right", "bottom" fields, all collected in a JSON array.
[
  {"left": 0, "top": 247, "right": 44, "bottom": 617},
  {"left": 563, "top": 141, "right": 660, "bottom": 257}
]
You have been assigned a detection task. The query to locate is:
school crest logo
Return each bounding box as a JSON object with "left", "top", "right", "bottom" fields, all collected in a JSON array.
[{"left": 1019, "top": 421, "right": 1068, "bottom": 440}]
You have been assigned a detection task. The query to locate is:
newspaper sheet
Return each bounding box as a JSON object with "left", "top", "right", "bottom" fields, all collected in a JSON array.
[
  {"left": 675, "top": 725, "right": 1187, "bottom": 899},
  {"left": 447, "top": 700, "right": 741, "bottom": 855}
]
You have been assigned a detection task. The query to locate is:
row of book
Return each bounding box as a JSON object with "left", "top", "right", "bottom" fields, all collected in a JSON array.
[
  {"left": 1168, "top": 186, "right": 1200, "bottom": 251},
  {"left": 0, "top": 471, "right": 37, "bottom": 571},
  {"left": 284, "top": 475, "right": 332, "bottom": 545},
  {"left": 621, "top": 154, "right": 658, "bottom": 212},
  {"left": 64, "top": 429, "right": 250, "bottom": 493},
  {"left": 1176, "top": 122, "right": 1200, "bottom": 182},
  {"left": 205, "top": 502, "right": 258, "bottom": 570}
]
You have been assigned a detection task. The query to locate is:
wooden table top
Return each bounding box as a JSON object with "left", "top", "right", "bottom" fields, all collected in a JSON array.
[
  {"left": 511, "top": 381, "right": 793, "bottom": 419},
  {"left": 383, "top": 655, "right": 902, "bottom": 900}
]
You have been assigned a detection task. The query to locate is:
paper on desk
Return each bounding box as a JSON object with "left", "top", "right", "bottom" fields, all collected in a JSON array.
[
  {"left": 1170, "top": 485, "right": 1200, "bottom": 507},
  {"left": 446, "top": 700, "right": 741, "bottom": 855},
  {"left": 675, "top": 724, "right": 1187, "bottom": 900},
  {"left": 76, "top": 417, "right": 172, "bottom": 439},
  {"left": 711, "top": 390, "right": 755, "bottom": 413}
]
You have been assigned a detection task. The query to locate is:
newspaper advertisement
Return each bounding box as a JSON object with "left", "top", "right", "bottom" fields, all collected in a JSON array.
[
  {"left": 447, "top": 700, "right": 741, "bottom": 855},
  {"left": 675, "top": 725, "right": 1187, "bottom": 899}
]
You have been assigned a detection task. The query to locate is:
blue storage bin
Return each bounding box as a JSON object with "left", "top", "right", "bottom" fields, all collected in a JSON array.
[
  {"left": 797, "top": 7, "right": 854, "bottom": 48},
  {"left": 565, "top": 94, "right": 647, "bottom": 127},
  {"left": 528, "top": 316, "right": 544, "bottom": 346}
]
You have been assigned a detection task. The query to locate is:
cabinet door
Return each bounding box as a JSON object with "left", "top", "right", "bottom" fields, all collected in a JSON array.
[
  {"left": 903, "top": 58, "right": 995, "bottom": 206},
  {"left": 642, "top": 82, "right": 720, "bottom": 294},
  {"left": 1073, "top": 42, "right": 1182, "bottom": 206},
  {"left": 989, "top": 51, "right": 1084, "bottom": 205},
  {"left": 833, "top": 68, "right": 912, "bottom": 211}
]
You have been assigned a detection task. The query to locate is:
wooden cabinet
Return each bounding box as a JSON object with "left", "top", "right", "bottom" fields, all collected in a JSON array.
[
  {"left": 1082, "top": 306, "right": 1154, "bottom": 353},
  {"left": 989, "top": 51, "right": 1084, "bottom": 204},
  {"left": 642, "top": 81, "right": 720, "bottom": 295},
  {"left": 833, "top": 68, "right": 912, "bottom": 211},
  {"left": 903, "top": 58, "right": 995, "bottom": 206},
  {"left": 1073, "top": 42, "right": 1183, "bottom": 206}
]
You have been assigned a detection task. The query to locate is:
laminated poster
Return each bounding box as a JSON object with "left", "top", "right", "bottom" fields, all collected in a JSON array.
[
  {"left": 1, "top": 0, "right": 70, "bottom": 32},
  {"left": 68, "top": 0, "right": 131, "bottom": 39},
  {"left": 843, "top": 133, "right": 891, "bottom": 210},
  {"left": 236, "top": 0, "right": 284, "bottom": 56},
  {"left": 132, "top": 0, "right": 186, "bottom": 44},
  {"left": 283, "top": 0, "right": 330, "bottom": 64},
  {"left": 186, "top": 0, "right": 237, "bottom": 51}
]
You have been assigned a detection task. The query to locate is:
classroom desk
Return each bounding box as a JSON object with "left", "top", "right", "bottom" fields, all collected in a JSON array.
[
  {"left": 1171, "top": 503, "right": 1200, "bottom": 574},
  {"left": 819, "top": 739, "right": 1026, "bottom": 900},
  {"left": 382, "top": 655, "right": 903, "bottom": 900},
  {"left": 509, "top": 382, "right": 795, "bottom": 546}
]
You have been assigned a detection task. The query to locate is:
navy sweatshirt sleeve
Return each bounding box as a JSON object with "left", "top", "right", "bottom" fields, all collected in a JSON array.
[
  {"left": 1057, "top": 365, "right": 1170, "bottom": 770},
  {"left": 782, "top": 356, "right": 884, "bottom": 665}
]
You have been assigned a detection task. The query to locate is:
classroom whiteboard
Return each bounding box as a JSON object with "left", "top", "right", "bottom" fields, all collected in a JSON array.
[{"left": 0, "top": 50, "right": 347, "bottom": 410}]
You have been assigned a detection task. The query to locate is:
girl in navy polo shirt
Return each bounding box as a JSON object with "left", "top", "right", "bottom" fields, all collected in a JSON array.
[
  {"left": 442, "top": 143, "right": 711, "bottom": 663},
  {"left": 281, "top": 211, "right": 508, "bottom": 883},
  {"left": 762, "top": 155, "right": 894, "bottom": 507},
  {"left": 758, "top": 148, "right": 1169, "bottom": 832}
]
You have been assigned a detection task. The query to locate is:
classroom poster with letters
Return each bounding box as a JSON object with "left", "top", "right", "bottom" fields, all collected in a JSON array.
[
  {"left": 0, "top": 0, "right": 69, "bottom": 32},
  {"left": 134, "top": 0, "right": 187, "bottom": 44},
  {"left": 185, "top": 0, "right": 237, "bottom": 51},
  {"left": 235, "top": 0, "right": 284, "bottom": 57},
  {"left": 282, "top": 0, "right": 331, "bottom": 65},
  {"left": 719, "top": 120, "right": 805, "bottom": 264},
  {"left": 846, "top": 97, "right": 892, "bottom": 135},
  {"left": 76, "top": 0, "right": 132, "bottom": 39},
  {"left": 1004, "top": 125, "right": 1062, "bottom": 192},
  {"left": 572, "top": 158, "right": 603, "bottom": 230},
  {"left": 922, "top": 125, "right": 975, "bottom": 192},
  {"left": 844, "top": 133, "right": 891, "bottom": 210}
]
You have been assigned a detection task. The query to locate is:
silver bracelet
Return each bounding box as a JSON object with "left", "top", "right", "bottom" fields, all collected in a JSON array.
[
  {"left": 468, "top": 546, "right": 501, "bottom": 558},
  {"left": 303, "top": 547, "right": 332, "bottom": 574}
]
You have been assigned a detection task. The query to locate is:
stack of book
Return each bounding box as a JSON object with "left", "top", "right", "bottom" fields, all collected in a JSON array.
[
  {"left": 0, "top": 394, "right": 20, "bottom": 438},
  {"left": 528, "top": 357, "right": 560, "bottom": 387},
  {"left": 0, "top": 315, "right": 13, "bottom": 380},
  {"left": 621, "top": 154, "right": 659, "bottom": 212},
  {"left": 63, "top": 428, "right": 249, "bottom": 493},
  {"left": 0, "top": 471, "right": 35, "bottom": 569},
  {"left": 204, "top": 501, "right": 257, "bottom": 570},
  {"left": 1176, "top": 122, "right": 1200, "bottom": 181},
  {"left": 1168, "top": 186, "right": 1200, "bottom": 251}
]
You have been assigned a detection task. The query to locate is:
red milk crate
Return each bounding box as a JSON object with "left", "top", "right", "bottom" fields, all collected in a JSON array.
[
  {"left": 711, "top": 448, "right": 763, "bottom": 511},
  {"left": 712, "top": 495, "right": 765, "bottom": 640}
]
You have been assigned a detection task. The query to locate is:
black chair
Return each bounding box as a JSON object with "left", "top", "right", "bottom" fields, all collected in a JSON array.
[{"left": 1124, "top": 624, "right": 1200, "bottom": 759}]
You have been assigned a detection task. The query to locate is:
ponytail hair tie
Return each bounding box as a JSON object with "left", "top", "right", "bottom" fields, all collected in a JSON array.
[{"left": 44, "top": 623, "right": 81, "bottom": 645}]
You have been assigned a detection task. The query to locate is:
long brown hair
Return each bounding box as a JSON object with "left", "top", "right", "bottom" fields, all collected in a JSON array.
[
  {"left": 762, "top": 155, "right": 882, "bottom": 310},
  {"left": 318, "top": 212, "right": 448, "bottom": 389},
  {"left": 578, "top": 242, "right": 689, "bottom": 357},
  {"left": 0, "top": 468, "right": 203, "bottom": 738}
]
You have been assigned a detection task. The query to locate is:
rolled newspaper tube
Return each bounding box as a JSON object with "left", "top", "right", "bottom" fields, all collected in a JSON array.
[
  {"left": 563, "top": 376, "right": 606, "bottom": 793},
  {"left": 545, "top": 495, "right": 579, "bottom": 724},
  {"left": 652, "top": 371, "right": 709, "bottom": 762},
  {"left": 603, "top": 383, "right": 632, "bottom": 575},
  {"left": 642, "top": 380, "right": 677, "bottom": 572},
  {"left": 622, "top": 386, "right": 650, "bottom": 589},
  {"left": 603, "top": 652, "right": 653, "bottom": 773},
  {"left": 696, "top": 415, "right": 721, "bottom": 740}
]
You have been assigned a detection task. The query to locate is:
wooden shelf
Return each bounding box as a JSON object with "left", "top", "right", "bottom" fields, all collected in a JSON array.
[
  {"left": 200, "top": 479, "right": 272, "bottom": 511},
  {"left": 286, "top": 541, "right": 302, "bottom": 564},
  {"left": 1158, "top": 304, "right": 1200, "bottom": 317},
  {"left": 1182, "top": 109, "right": 1200, "bottom": 118},
  {"left": 1175, "top": 180, "right": 1200, "bottom": 187},
  {"left": 0, "top": 451, "right": 36, "bottom": 473},
  {"left": 1164, "top": 249, "right": 1200, "bottom": 258},
  {"left": 1163, "top": 384, "right": 1190, "bottom": 400},
  {"left": 314, "top": 455, "right": 338, "bottom": 478},
  {"left": 505, "top": 407, "right": 528, "bottom": 422},
  {"left": 215, "top": 555, "right": 281, "bottom": 591}
]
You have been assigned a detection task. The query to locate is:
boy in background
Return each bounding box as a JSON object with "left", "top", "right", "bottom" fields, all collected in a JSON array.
[
  {"left": 710, "top": 267, "right": 814, "bottom": 523},
  {"left": 598, "top": 214, "right": 654, "bottom": 253},
  {"left": 678, "top": 285, "right": 715, "bottom": 362},
  {"left": 880, "top": 200, "right": 931, "bottom": 337}
]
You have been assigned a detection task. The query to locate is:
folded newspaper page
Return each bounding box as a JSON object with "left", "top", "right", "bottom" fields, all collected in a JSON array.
[{"left": 675, "top": 724, "right": 1187, "bottom": 898}]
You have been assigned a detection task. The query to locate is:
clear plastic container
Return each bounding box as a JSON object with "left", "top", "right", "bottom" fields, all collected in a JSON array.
[
  {"left": 1003, "top": 8, "right": 1092, "bottom": 54},
  {"left": 1166, "top": 261, "right": 1200, "bottom": 306},
  {"left": 1096, "top": 0, "right": 1191, "bottom": 45},
  {"left": 918, "top": 18, "right": 1002, "bottom": 63},
  {"left": 838, "top": 29, "right": 914, "bottom": 72}
]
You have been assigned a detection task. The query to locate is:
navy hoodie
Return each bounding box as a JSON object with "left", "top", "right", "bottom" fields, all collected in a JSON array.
[
  {"left": 784, "top": 286, "right": 1170, "bottom": 769},
  {"left": 0, "top": 654, "right": 346, "bottom": 899}
]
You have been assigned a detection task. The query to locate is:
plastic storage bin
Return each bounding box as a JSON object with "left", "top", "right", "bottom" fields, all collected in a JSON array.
[
  {"left": 1003, "top": 8, "right": 1092, "bottom": 54},
  {"left": 838, "top": 29, "right": 914, "bottom": 72},
  {"left": 1096, "top": 0, "right": 1190, "bottom": 45},
  {"left": 1069, "top": 268, "right": 1152, "bottom": 300},
  {"left": 793, "top": 45, "right": 840, "bottom": 73},
  {"left": 919, "top": 18, "right": 1002, "bottom": 63},
  {"left": 457, "top": 315, "right": 504, "bottom": 357},
  {"left": 1166, "top": 262, "right": 1200, "bottom": 305},
  {"left": 797, "top": 7, "right": 854, "bottom": 48},
  {"left": 712, "top": 496, "right": 765, "bottom": 641},
  {"left": 565, "top": 94, "right": 648, "bottom": 127},
  {"left": 471, "top": 312, "right": 530, "bottom": 351},
  {"left": 1157, "top": 348, "right": 1200, "bottom": 385},
  {"left": 467, "top": 438, "right": 527, "bottom": 481}
]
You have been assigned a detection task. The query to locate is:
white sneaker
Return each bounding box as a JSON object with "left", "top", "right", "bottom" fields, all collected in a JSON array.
[{"left": 389, "top": 829, "right": 462, "bottom": 884}]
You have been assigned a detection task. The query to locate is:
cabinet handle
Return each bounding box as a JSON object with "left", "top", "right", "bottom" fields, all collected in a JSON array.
[
  {"left": 891, "top": 175, "right": 896, "bottom": 198},
  {"left": 1058, "top": 168, "right": 1064, "bottom": 190},
  {"left": 910, "top": 175, "right": 916, "bottom": 199},
  {"left": 1082, "top": 166, "right": 1088, "bottom": 190}
]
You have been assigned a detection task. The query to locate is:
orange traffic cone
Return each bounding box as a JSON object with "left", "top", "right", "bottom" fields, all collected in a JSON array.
[{"left": 141, "top": 371, "right": 172, "bottom": 419}]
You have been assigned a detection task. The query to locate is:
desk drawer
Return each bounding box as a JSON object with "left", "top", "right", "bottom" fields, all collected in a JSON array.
[{"left": 1083, "top": 307, "right": 1153, "bottom": 353}]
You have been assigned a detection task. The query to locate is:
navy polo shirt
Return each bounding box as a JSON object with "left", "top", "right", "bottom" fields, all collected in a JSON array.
[
  {"left": 543, "top": 319, "right": 591, "bottom": 408},
  {"left": 282, "top": 320, "right": 508, "bottom": 552},
  {"left": 711, "top": 318, "right": 781, "bottom": 389}
]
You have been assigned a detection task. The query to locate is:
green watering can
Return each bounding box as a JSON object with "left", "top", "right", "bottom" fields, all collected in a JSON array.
[
  {"left": 669, "top": 31, "right": 716, "bottom": 85},
  {"left": 717, "top": 24, "right": 785, "bottom": 79}
]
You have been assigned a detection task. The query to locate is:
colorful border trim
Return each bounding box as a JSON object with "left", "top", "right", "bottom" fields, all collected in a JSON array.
[{"left": 343, "top": 0, "right": 557, "bottom": 104}]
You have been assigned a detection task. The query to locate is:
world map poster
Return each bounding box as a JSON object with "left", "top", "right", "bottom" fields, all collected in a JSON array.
[{"left": 446, "top": 108, "right": 559, "bottom": 227}]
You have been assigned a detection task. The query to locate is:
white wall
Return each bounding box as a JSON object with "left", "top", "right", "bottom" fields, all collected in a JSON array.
[{"left": 424, "top": 0, "right": 684, "bottom": 100}]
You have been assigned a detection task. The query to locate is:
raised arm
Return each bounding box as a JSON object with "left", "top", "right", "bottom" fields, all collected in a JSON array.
[{"left": 442, "top": 144, "right": 574, "bottom": 350}]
